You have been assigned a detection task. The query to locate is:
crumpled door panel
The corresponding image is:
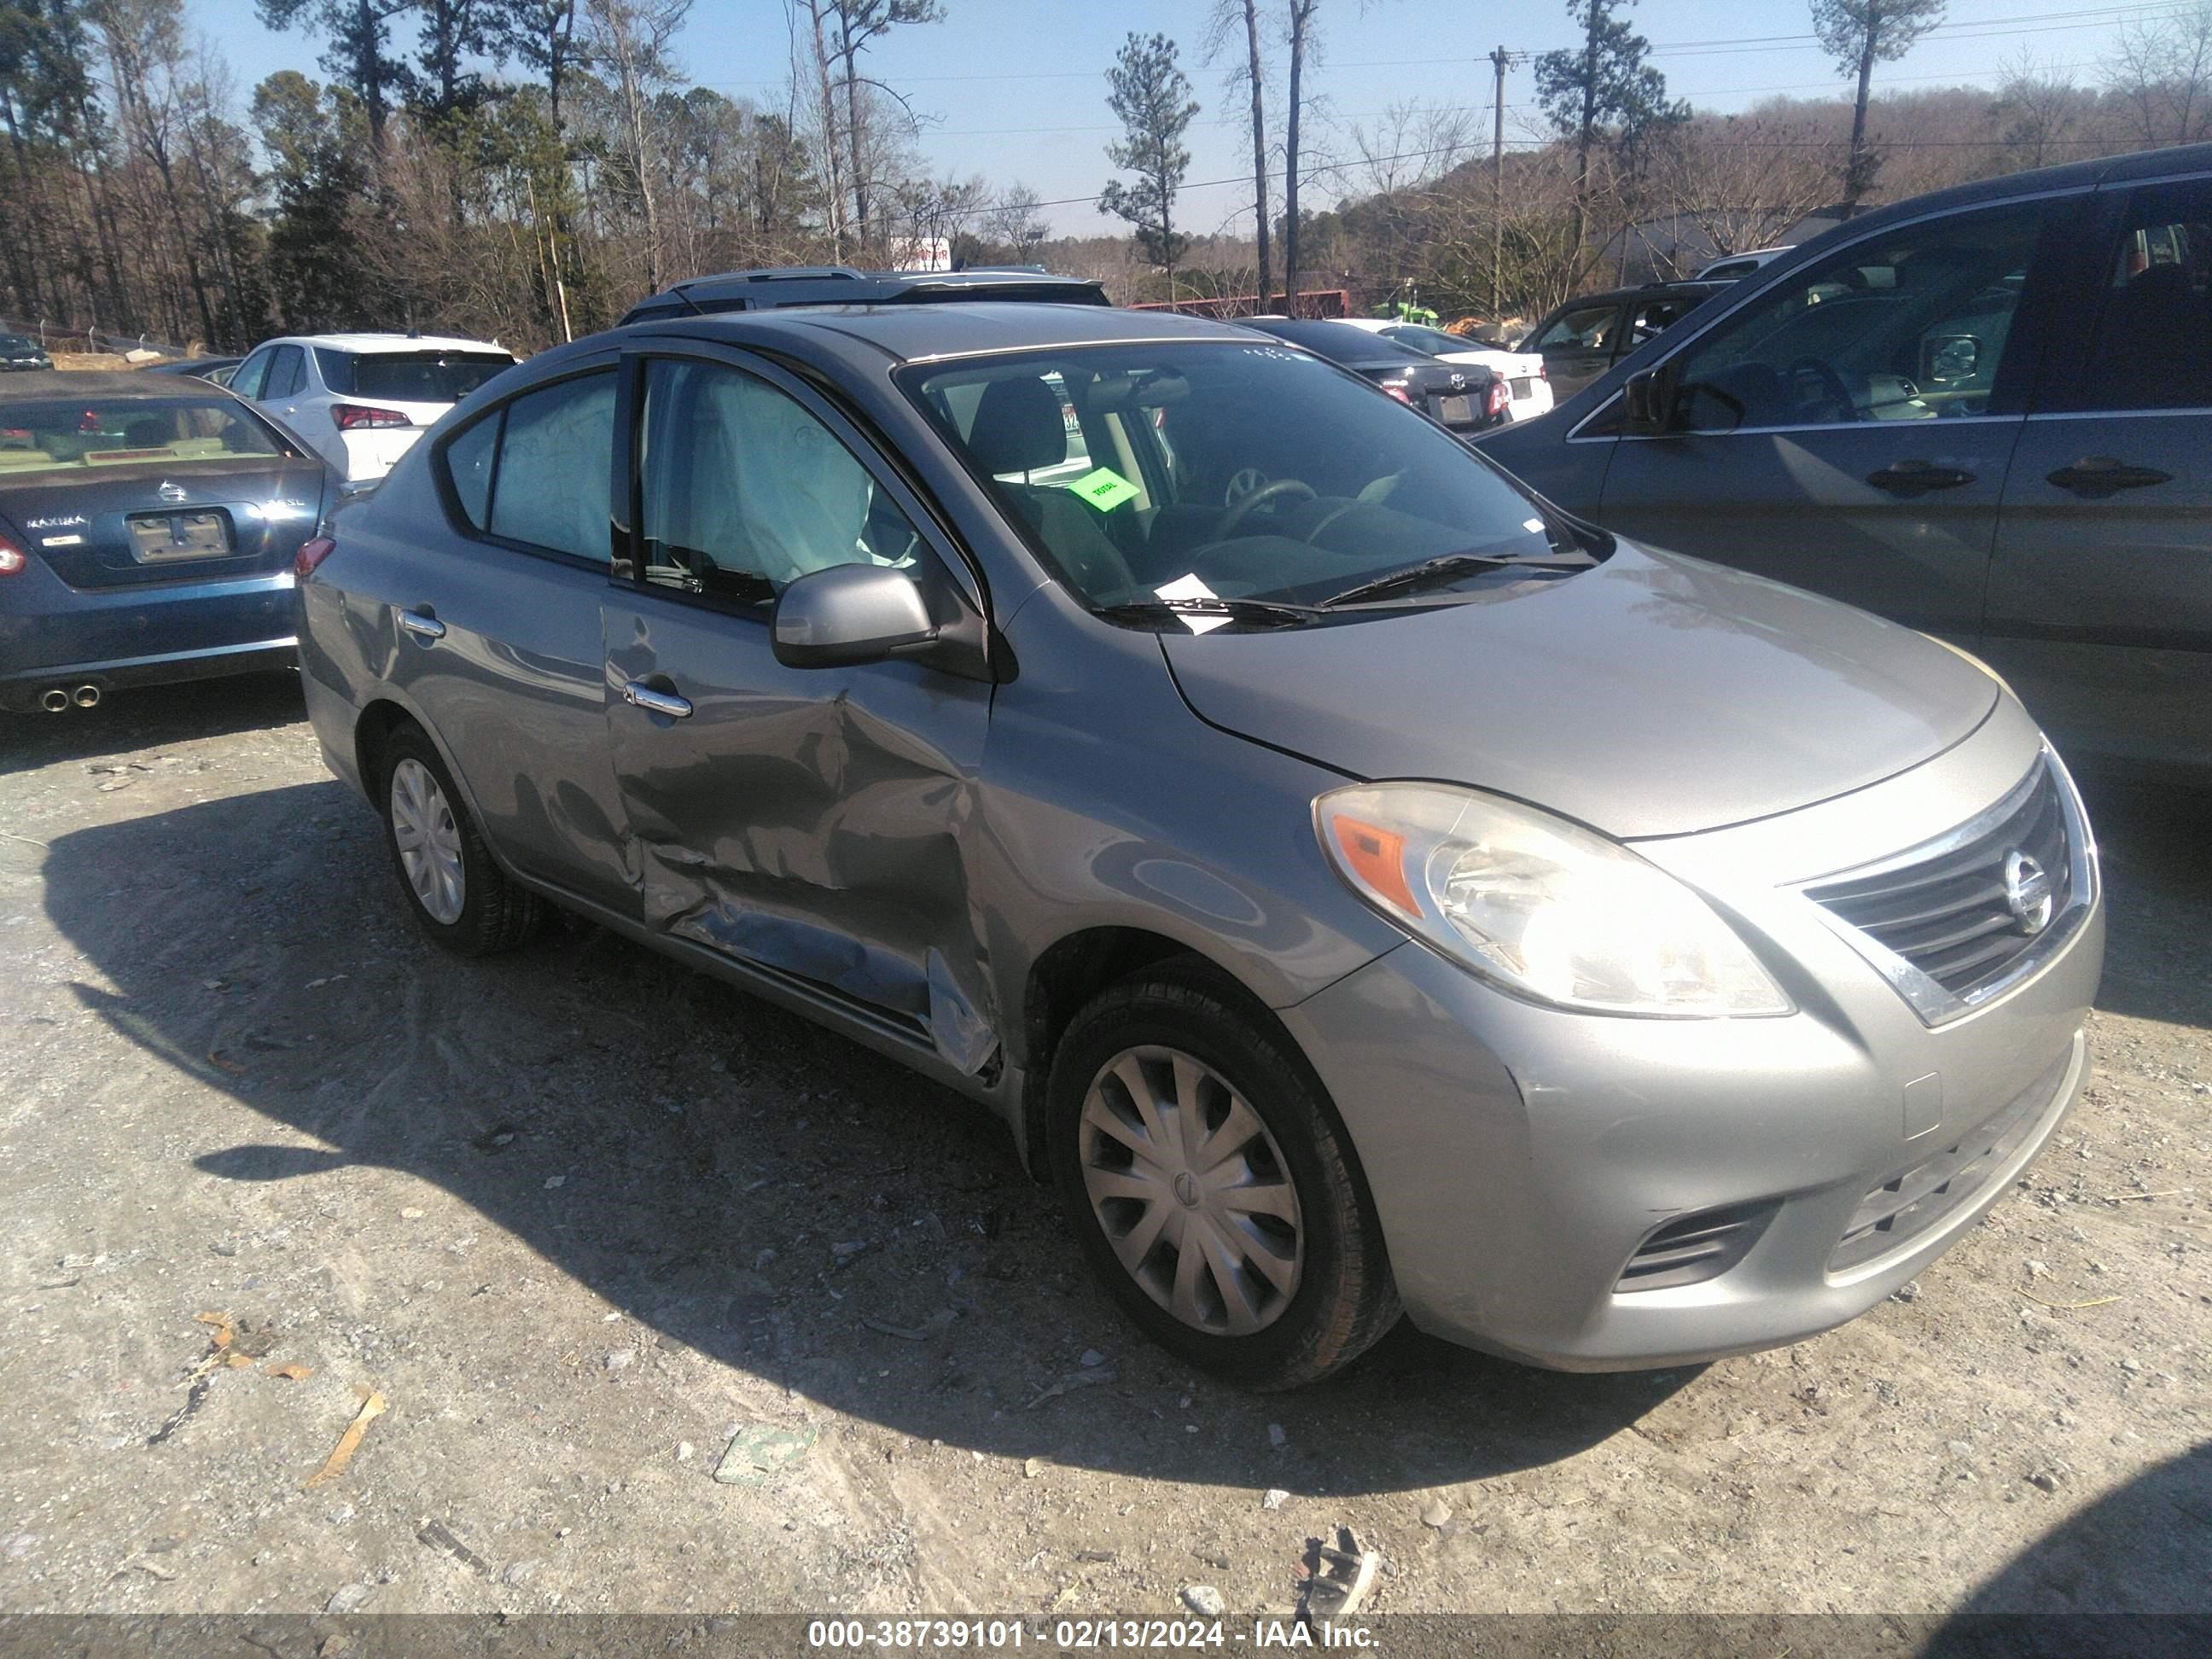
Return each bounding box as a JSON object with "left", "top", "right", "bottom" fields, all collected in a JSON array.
[{"left": 606, "top": 604, "right": 997, "bottom": 1074}]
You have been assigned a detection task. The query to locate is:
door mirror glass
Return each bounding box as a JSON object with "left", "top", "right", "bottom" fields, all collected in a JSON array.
[
  {"left": 1622, "top": 366, "right": 1680, "bottom": 433},
  {"left": 1921, "top": 334, "right": 1982, "bottom": 387},
  {"left": 772, "top": 562, "right": 937, "bottom": 670}
]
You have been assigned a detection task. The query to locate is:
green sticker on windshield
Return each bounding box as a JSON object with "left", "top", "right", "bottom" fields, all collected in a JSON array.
[{"left": 1067, "top": 466, "right": 1139, "bottom": 513}]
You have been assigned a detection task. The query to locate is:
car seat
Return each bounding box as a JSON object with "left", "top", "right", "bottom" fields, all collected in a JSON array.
[{"left": 965, "top": 377, "right": 1137, "bottom": 598}]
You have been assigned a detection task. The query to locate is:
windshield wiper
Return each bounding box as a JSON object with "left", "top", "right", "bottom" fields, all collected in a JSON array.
[
  {"left": 1094, "top": 597, "right": 1320, "bottom": 630},
  {"left": 1319, "top": 549, "right": 1590, "bottom": 609}
]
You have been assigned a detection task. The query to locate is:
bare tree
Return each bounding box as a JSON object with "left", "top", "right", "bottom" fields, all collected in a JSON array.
[
  {"left": 1280, "top": 0, "right": 1318, "bottom": 312},
  {"left": 583, "top": 0, "right": 690, "bottom": 293},
  {"left": 2102, "top": 1, "right": 2212, "bottom": 147},
  {"left": 1203, "top": 0, "right": 1272, "bottom": 307},
  {"left": 1994, "top": 49, "right": 2079, "bottom": 169},
  {"left": 1810, "top": 0, "right": 1947, "bottom": 210},
  {"left": 986, "top": 182, "right": 1049, "bottom": 261},
  {"left": 1642, "top": 112, "right": 1837, "bottom": 268}
]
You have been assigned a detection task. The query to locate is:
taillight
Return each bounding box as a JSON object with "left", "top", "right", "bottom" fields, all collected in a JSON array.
[
  {"left": 1487, "top": 379, "right": 1511, "bottom": 419},
  {"left": 294, "top": 536, "right": 336, "bottom": 579},
  {"left": 1537, "top": 364, "right": 1549, "bottom": 380},
  {"left": 332, "top": 404, "right": 410, "bottom": 430},
  {"left": 1382, "top": 382, "right": 1415, "bottom": 405},
  {"left": 0, "top": 529, "right": 26, "bottom": 577}
]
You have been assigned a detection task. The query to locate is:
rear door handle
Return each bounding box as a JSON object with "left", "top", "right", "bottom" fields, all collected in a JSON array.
[
  {"left": 622, "top": 679, "right": 693, "bottom": 719},
  {"left": 1866, "top": 460, "right": 1976, "bottom": 495},
  {"left": 2046, "top": 457, "right": 2174, "bottom": 498},
  {"left": 397, "top": 608, "right": 445, "bottom": 641}
]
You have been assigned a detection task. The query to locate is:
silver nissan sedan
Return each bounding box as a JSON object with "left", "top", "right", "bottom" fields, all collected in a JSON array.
[{"left": 294, "top": 296, "right": 2103, "bottom": 1389}]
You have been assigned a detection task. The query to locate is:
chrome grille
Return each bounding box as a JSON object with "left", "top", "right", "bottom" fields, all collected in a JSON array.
[{"left": 1802, "top": 753, "right": 2091, "bottom": 1025}]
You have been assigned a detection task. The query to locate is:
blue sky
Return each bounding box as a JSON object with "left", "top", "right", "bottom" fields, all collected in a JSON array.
[{"left": 192, "top": 0, "right": 2168, "bottom": 232}]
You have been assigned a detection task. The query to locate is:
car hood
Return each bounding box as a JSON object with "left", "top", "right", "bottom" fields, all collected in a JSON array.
[{"left": 1161, "top": 541, "right": 2000, "bottom": 839}]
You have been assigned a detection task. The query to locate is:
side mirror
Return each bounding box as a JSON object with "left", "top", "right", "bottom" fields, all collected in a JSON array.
[
  {"left": 1622, "top": 363, "right": 1681, "bottom": 434},
  {"left": 772, "top": 563, "right": 937, "bottom": 670}
]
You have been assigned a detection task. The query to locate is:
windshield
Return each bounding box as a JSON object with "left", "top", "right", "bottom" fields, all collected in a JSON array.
[
  {"left": 901, "top": 342, "right": 1594, "bottom": 624},
  {"left": 0, "top": 397, "right": 287, "bottom": 474},
  {"left": 317, "top": 348, "right": 514, "bottom": 404}
]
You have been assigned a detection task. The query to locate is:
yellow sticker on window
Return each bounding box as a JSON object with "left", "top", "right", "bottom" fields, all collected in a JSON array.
[{"left": 1068, "top": 466, "right": 1139, "bottom": 512}]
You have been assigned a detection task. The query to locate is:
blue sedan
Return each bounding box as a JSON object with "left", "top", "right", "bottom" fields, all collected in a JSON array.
[{"left": 0, "top": 370, "right": 335, "bottom": 712}]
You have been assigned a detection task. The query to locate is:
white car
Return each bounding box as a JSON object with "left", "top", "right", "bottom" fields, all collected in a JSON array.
[
  {"left": 1335, "top": 318, "right": 1554, "bottom": 423},
  {"left": 230, "top": 333, "right": 517, "bottom": 482},
  {"left": 1694, "top": 246, "right": 1794, "bottom": 282}
]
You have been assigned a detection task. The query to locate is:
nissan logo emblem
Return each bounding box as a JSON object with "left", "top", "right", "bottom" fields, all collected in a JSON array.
[{"left": 2003, "top": 849, "right": 2054, "bottom": 934}]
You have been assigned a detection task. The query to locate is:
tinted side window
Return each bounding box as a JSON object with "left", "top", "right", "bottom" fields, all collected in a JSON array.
[
  {"left": 1668, "top": 202, "right": 2046, "bottom": 432},
  {"left": 1625, "top": 297, "right": 1700, "bottom": 351},
  {"left": 230, "top": 349, "right": 271, "bottom": 399},
  {"left": 1534, "top": 305, "right": 1618, "bottom": 352},
  {"left": 2072, "top": 178, "right": 2212, "bottom": 412},
  {"left": 265, "top": 345, "right": 305, "bottom": 399},
  {"left": 637, "top": 358, "right": 923, "bottom": 603},
  {"left": 486, "top": 370, "right": 616, "bottom": 561},
  {"left": 444, "top": 410, "right": 500, "bottom": 530}
]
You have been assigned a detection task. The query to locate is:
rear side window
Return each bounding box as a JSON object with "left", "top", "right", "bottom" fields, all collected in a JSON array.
[
  {"left": 323, "top": 350, "right": 514, "bottom": 404},
  {"left": 1532, "top": 305, "right": 1618, "bottom": 352},
  {"left": 2069, "top": 178, "right": 2212, "bottom": 413},
  {"left": 468, "top": 370, "right": 615, "bottom": 561}
]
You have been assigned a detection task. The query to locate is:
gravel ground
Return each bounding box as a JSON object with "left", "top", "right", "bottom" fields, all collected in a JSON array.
[{"left": 0, "top": 675, "right": 2204, "bottom": 1620}]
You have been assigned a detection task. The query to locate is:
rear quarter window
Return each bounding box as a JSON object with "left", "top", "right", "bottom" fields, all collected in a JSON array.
[{"left": 442, "top": 411, "right": 499, "bottom": 529}]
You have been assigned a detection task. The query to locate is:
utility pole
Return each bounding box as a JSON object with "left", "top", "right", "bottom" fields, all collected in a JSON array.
[{"left": 1488, "top": 46, "right": 1517, "bottom": 323}]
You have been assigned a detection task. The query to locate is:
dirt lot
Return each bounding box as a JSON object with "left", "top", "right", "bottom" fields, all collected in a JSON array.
[{"left": 0, "top": 674, "right": 2205, "bottom": 1621}]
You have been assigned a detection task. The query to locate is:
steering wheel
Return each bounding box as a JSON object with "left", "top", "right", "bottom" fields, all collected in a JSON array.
[
  {"left": 1214, "top": 478, "right": 1317, "bottom": 538},
  {"left": 1784, "top": 356, "right": 1855, "bottom": 422}
]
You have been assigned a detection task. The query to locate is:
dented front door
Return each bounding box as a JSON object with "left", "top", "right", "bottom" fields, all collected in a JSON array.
[{"left": 600, "top": 347, "right": 998, "bottom": 1072}]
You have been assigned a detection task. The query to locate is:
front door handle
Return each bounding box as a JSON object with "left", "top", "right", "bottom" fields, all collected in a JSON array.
[
  {"left": 1867, "top": 460, "right": 1976, "bottom": 495},
  {"left": 2046, "top": 457, "right": 2174, "bottom": 498},
  {"left": 397, "top": 608, "right": 445, "bottom": 641},
  {"left": 622, "top": 679, "right": 693, "bottom": 719}
]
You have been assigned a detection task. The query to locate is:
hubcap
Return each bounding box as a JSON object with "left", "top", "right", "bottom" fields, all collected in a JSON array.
[
  {"left": 389, "top": 758, "right": 465, "bottom": 925},
  {"left": 1077, "top": 1045, "right": 1304, "bottom": 1337}
]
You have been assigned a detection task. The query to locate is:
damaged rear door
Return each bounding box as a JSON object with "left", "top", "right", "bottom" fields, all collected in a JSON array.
[{"left": 601, "top": 345, "right": 998, "bottom": 1072}]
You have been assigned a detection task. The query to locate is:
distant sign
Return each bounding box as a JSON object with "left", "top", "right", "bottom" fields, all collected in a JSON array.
[{"left": 891, "top": 236, "right": 952, "bottom": 272}]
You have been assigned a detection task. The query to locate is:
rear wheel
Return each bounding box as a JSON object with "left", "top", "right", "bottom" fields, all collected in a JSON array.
[
  {"left": 376, "top": 725, "right": 544, "bottom": 955},
  {"left": 1047, "top": 962, "right": 1400, "bottom": 1388}
]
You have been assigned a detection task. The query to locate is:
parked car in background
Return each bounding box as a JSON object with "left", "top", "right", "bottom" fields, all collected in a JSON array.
[
  {"left": 1241, "top": 317, "right": 1508, "bottom": 434},
  {"left": 1695, "top": 246, "right": 1794, "bottom": 282},
  {"left": 232, "top": 333, "right": 516, "bottom": 482},
  {"left": 1518, "top": 281, "right": 1727, "bottom": 399},
  {"left": 1, "top": 335, "right": 54, "bottom": 373},
  {"left": 1478, "top": 141, "right": 2212, "bottom": 780},
  {"left": 0, "top": 370, "right": 333, "bottom": 711},
  {"left": 1336, "top": 317, "right": 1554, "bottom": 423},
  {"left": 141, "top": 354, "right": 243, "bottom": 387},
  {"left": 296, "top": 294, "right": 2098, "bottom": 1389}
]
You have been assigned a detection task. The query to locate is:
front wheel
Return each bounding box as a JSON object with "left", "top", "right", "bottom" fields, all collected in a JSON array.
[
  {"left": 376, "top": 725, "right": 544, "bottom": 956},
  {"left": 1046, "top": 963, "right": 1400, "bottom": 1388}
]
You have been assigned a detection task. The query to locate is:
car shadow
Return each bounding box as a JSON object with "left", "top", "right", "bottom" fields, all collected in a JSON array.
[
  {"left": 2072, "top": 773, "right": 2212, "bottom": 1031},
  {"left": 0, "top": 670, "right": 303, "bottom": 776},
  {"left": 43, "top": 780, "right": 1686, "bottom": 1495},
  {"left": 1929, "top": 1441, "right": 2212, "bottom": 1642}
]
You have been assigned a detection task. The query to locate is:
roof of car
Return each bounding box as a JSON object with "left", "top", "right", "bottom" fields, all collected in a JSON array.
[
  {"left": 622, "top": 265, "right": 1111, "bottom": 324},
  {"left": 620, "top": 299, "right": 1252, "bottom": 364},
  {"left": 257, "top": 333, "right": 510, "bottom": 355},
  {"left": 0, "top": 370, "right": 243, "bottom": 399},
  {"left": 1546, "top": 281, "right": 1732, "bottom": 311}
]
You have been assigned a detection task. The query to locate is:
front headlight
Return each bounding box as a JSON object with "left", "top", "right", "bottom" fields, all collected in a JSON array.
[{"left": 1316, "top": 783, "right": 1792, "bottom": 1018}]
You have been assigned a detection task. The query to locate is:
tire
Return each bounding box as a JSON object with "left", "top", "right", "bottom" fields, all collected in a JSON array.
[
  {"left": 1046, "top": 960, "right": 1400, "bottom": 1389},
  {"left": 375, "top": 723, "right": 544, "bottom": 956}
]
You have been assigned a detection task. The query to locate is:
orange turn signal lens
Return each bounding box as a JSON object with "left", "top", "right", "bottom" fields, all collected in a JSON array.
[{"left": 1330, "top": 815, "right": 1419, "bottom": 917}]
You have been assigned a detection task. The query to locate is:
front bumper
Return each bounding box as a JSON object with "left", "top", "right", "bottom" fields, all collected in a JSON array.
[{"left": 1278, "top": 703, "right": 2104, "bottom": 1371}]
